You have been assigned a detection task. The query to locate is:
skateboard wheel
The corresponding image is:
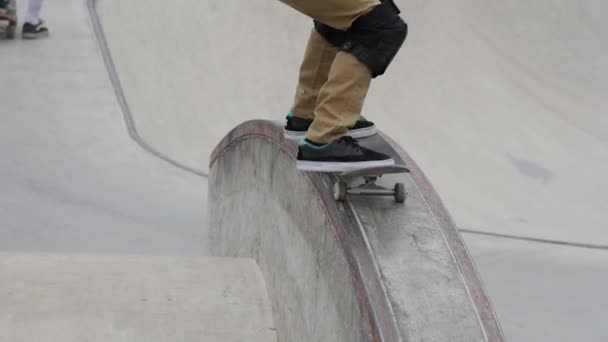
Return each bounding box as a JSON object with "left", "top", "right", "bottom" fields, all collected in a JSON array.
[
  {"left": 394, "top": 183, "right": 407, "bottom": 203},
  {"left": 334, "top": 181, "right": 347, "bottom": 202}
]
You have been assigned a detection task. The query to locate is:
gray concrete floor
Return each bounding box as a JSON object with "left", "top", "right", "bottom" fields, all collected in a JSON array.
[
  {"left": 0, "top": 255, "right": 276, "bottom": 342},
  {"left": 464, "top": 234, "right": 608, "bottom": 341},
  {"left": 93, "top": 0, "right": 608, "bottom": 339},
  {"left": 1, "top": 0, "right": 607, "bottom": 341},
  {"left": 0, "top": 0, "right": 208, "bottom": 255}
]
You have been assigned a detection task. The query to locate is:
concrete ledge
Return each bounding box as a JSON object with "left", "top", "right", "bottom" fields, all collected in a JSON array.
[
  {"left": 0, "top": 254, "right": 276, "bottom": 342},
  {"left": 209, "top": 120, "right": 504, "bottom": 341}
]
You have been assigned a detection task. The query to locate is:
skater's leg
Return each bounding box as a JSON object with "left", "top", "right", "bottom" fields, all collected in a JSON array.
[
  {"left": 305, "top": 0, "right": 408, "bottom": 143},
  {"left": 306, "top": 51, "right": 371, "bottom": 143},
  {"left": 278, "top": 0, "right": 379, "bottom": 30},
  {"left": 285, "top": 25, "right": 378, "bottom": 141},
  {"left": 283, "top": 0, "right": 380, "bottom": 142},
  {"left": 280, "top": 0, "right": 407, "bottom": 171},
  {"left": 285, "top": 28, "right": 377, "bottom": 141},
  {"left": 290, "top": 29, "right": 338, "bottom": 120}
]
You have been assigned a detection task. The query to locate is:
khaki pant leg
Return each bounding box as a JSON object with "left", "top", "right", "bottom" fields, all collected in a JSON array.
[
  {"left": 290, "top": 29, "right": 338, "bottom": 120},
  {"left": 280, "top": 0, "right": 380, "bottom": 143},
  {"left": 278, "top": 0, "right": 379, "bottom": 29},
  {"left": 306, "top": 52, "right": 372, "bottom": 143}
]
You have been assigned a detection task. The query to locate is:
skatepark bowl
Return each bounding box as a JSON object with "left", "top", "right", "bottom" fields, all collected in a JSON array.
[
  {"left": 2, "top": 0, "right": 607, "bottom": 340},
  {"left": 207, "top": 120, "right": 503, "bottom": 341}
]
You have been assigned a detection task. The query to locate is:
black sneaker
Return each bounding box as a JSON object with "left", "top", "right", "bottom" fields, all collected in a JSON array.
[
  {"left": 297, "top": 136, "right": 394, "bottom": 172},
  {"left": 284, "top": 112, "right": 377, "bottom": 140},
  {"left": 22, "top": 20, "right": 49, "bottom": 39}
]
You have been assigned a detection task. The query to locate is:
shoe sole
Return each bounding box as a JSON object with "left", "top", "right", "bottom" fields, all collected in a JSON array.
[
  {"left": 22, "top": 31, "right": 49, "bottom": 39},
  {"left": 296, "top": 158, "right": 395, "bottom": 173},
  {"left": 284, "top": 125, "right": 377, "bottom": 141}
]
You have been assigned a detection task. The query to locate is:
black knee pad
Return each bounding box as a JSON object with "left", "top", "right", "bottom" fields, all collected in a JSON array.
[
  {"left": 342, "top": 0, "right": 408, "bottom": 78},
  {"left": 314, "top": 20, "right": 347, "bottom": 48}
]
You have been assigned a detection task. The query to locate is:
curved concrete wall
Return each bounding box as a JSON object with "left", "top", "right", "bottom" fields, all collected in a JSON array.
[
  {"left": 209, "top": 122, "right": 374, "bottom": 342},
  {"left": 94, "top": 0, "right": 306, "bottom": 174},
  {"left": 91, "top": 0, "right": 608, "bottom": 339},
  {"left": 94, "top": 0, "right": 608, "bottom": 245},
  {"left": 209, "top": 120, "right": 504, "bottom": 342}
]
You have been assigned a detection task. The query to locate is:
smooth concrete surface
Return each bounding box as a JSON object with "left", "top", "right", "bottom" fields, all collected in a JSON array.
[
  {"left": 95, "top": 0, "right": 608, "bottom": 244},
  {"left": 352, "top": 181, "right": 486, "bottom": 341},
  {"left": 94, "top": 0, "right": 608, "bottom": 339},
  {"left": 464, "top": 235, "right": 608, "bottom": 342},
  {"left": 367, "top": 0, "right": 608, "bottom": 244},
  {"left": 2, "top": 0, "right": 606, "bottom": 340},
  {"left": 95, "top": 0, "right": 303, "bottom": 174},
  {"left": 0, "top": 0, "right": 208, "bottom": 255},
  {"left": 208, "top": 121, "right": 499, "bottom": 341},
  {"left": 0, "top": 254, "right": 277, "bottom": 342}
]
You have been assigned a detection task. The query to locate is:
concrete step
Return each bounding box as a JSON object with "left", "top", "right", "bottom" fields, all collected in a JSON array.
[{"left": 0, "top": 254, "right": 276, "bottom": 342}]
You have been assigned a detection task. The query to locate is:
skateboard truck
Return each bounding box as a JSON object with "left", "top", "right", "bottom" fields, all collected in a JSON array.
[{"left": 334, "top": 165, "right": 409, "bottom": 203}]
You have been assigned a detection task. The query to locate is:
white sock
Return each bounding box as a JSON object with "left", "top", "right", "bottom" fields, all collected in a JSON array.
[{"left": 25, "top": 0, "right": 43, "bottom": 25}]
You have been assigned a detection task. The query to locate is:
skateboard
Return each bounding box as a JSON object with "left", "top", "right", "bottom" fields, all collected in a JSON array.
[
  {"left": 334, "top": 164, "right": 410, "bottom": 203},
  {"left": 0, "top": 0, "right": 17, "bottom": 39}
]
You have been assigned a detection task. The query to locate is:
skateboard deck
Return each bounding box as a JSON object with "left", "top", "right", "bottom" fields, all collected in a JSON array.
[
  {"left": 334, "top": 164, "right": 410, "bottom": 203},
  {"left": 0, "top": 0, "right": 17, "bottom": 39}
]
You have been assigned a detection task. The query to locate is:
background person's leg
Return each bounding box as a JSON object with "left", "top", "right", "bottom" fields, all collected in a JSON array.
[
  {"left": 22, "top": 0, "right": 48, "bottom": 39},
  {"left": 24, "top": 0, "right": 42, "bottom": 24}
]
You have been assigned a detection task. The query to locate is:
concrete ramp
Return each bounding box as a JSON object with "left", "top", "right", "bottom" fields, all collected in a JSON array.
[
  {"left": 0, "top": 254, "right": 276, "bottom": 342},
  {"left": 209, "top": 120, "right": 503, "bottom": 342},
  {"left": 94, "top": 0, "right": 608, "bottom": 244}
]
